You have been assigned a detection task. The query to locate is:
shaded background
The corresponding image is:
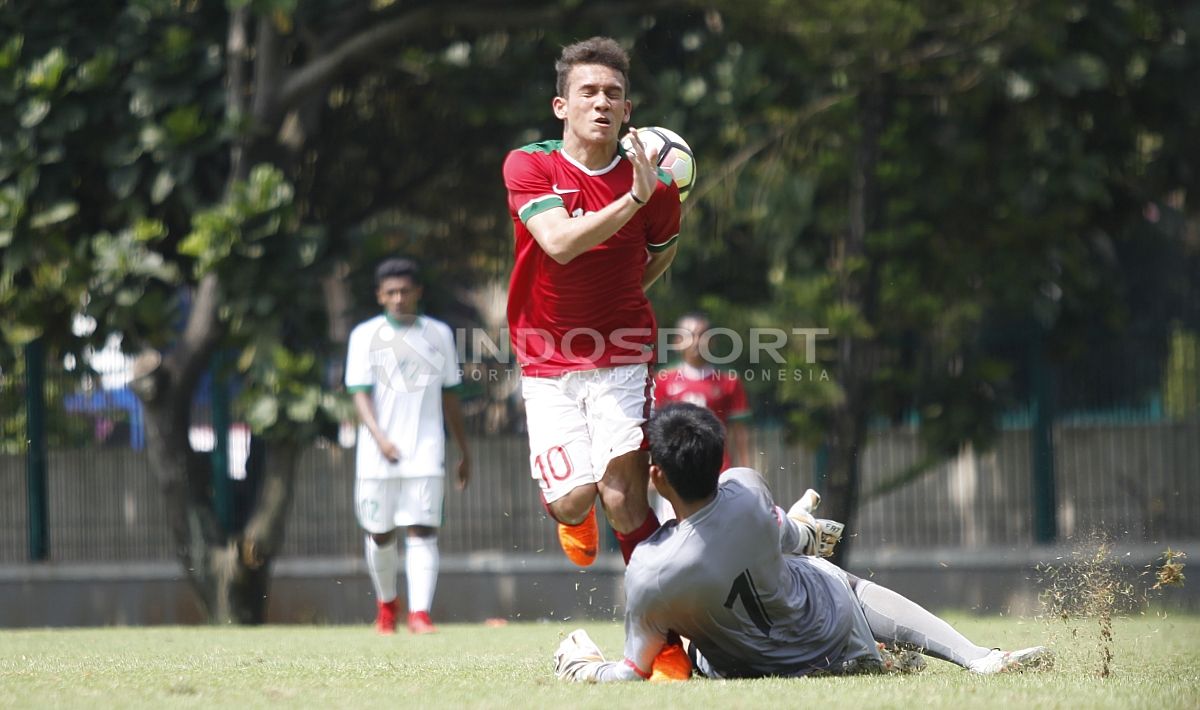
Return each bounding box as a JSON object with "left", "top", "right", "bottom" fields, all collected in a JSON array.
[{"left": 1, "top": 0, "right": 1197, "bottom": 624}]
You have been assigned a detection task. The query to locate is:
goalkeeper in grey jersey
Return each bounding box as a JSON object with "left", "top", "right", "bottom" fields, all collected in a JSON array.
[{"left": 554, "top": 403, "right": 1051, "bottom": 682}]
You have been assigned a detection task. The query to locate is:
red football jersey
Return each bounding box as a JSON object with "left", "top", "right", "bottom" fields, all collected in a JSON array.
[
  {"left": 504, "top": 140, "right": 680, "bottom": 376},
  {"left": 654, "top": 364, "right": 751, "bottom": 425}
]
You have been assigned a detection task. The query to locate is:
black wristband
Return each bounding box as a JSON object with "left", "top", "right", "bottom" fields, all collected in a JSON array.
[{"left": 629, "top": 191, "right": 646, "bottom": 205}]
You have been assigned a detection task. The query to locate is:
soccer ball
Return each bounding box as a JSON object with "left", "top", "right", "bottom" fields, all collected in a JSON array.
[{"left": 622, "top": 126, "right": 696, "bottom": 202}]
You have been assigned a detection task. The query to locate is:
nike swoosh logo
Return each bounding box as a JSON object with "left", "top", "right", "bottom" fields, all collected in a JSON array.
[{"left": 552, "top": 183, "right": 580, "bottom": 195}]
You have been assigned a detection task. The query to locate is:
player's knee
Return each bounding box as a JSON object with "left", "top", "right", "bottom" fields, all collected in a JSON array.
[
  {"left": 549, "top": 485, "right": 597, "bottom": 525},
  {"left": 370, "top": 530, "right": 396, "bottom": 546},
  {"left": 408, "top": 525, "right": 437, "bottom": 539},
  {"left": 599, "top": 471, "right": 647, "bottom": 511}
]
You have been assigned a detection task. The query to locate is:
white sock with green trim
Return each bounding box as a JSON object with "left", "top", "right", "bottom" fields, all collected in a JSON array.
[
  {"left": 364, "top": 536, "right": 399, "bottom": 603},
  {"left": 405, "top": 535, "right": 439, "bottom": 613}
]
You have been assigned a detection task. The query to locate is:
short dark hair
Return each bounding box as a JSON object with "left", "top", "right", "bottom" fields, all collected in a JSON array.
[
  {"left": 555, "top": 36, "right": 630, "bottom": 97},
  {"left": 647, "top": 403, "right": 726, "bottom": 502},
  {"left": 374, "top": 258, "right": 421, "bottom": 288}
]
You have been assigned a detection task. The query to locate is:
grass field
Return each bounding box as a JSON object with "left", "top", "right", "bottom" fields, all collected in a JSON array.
[{"left": 2, "top": 615, "right": 1198, "bottom": 709}]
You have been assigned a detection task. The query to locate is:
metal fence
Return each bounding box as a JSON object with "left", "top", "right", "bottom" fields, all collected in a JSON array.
[
  {"left": 1, "top": 414, "right": 1197, "bottom": 564},
  {"left": 3, "top": 325, "right": 1199, "bottom": 564}
]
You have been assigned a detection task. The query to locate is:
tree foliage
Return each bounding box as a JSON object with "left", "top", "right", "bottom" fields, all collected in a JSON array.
[{"left": 1, "top": 0, "right": 1196, "bottom": 605}]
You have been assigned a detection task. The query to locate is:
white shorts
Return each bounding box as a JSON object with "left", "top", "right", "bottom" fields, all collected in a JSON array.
[
  {"left": 354, "top": 476, "right": 444, "bottom": 533},
  {"left": 521, "top": 364, "right": 651, "bottom": 504}
]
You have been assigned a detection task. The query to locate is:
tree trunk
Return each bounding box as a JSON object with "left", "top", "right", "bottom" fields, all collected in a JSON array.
[
  {"left": 140, "top": 375, "right": 299, "bottom": 623},
  {"left": 133, "top": 265, "right": 300, "bottom": 624},
  {"left": 134, "top": 8, "right": 303, "bottom": 624},
  {"left": 825, "top": 76, "right": 887, "bottom": 566},
  {"left": 208, "top": 541, "right": 273, "bottom": 624}
]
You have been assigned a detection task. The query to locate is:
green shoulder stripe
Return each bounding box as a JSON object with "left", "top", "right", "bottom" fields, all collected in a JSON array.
[
  {"left": 518, "top": 195, "right": 565, "bottom": 223},
  {"left": 517, "top": 139, "right": 563, "bottom": 154},
  {"left": 647, "top": 234, "right": 679, "bottom": 253},
  {"left": 346, "top": 385, "right": 372, "bottom": 394}
]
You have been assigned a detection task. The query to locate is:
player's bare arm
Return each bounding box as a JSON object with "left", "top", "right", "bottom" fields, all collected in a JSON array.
[
  {"left": 442, "top": 390, "right": 471, "bottom": 490},
  {"left": 729, "top": 420, "right": 752, "bottom": 467},
  {"left": 525, "top": 194, "right": 642, "bottom": 264},
  {"left": 353, "top": 390, "right": 399, "bottom": 463},
  {"left": 642, "top": 242, "right": 677, "bottom": 291},
  {"left": 526, "top": 128, "right": 660, "bottom": 264}
]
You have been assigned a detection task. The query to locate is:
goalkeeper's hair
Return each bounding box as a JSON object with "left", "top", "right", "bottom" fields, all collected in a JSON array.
[{"left": 647, "top": 403, "right": 725, "bottom": 502}]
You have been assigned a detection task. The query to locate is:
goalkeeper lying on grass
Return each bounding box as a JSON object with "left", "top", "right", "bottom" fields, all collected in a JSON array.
[{"left": 554, "top": 403, "right": 1052, "bottom": 682}]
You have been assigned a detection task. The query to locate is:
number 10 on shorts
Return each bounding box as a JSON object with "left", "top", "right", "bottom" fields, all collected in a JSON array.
[{"left": 534, "top": 445, "right": 574, "bottom": 492}]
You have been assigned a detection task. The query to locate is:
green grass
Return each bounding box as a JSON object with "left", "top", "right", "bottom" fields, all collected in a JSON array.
[{"left": 2, "top": 615, "right": 1198, "bottom": 709}]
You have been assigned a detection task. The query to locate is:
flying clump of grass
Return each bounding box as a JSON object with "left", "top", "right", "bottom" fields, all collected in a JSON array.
[
  {"left": 1036, "top": 535, "right": 1187, "bottom": 678},
  {"left": 1151, "top": 548, "right": 1186, "bottom": 591}
]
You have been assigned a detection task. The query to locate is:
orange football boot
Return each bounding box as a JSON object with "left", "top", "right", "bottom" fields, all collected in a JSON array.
[
  {"left": 649, "top": 641, "right": 692, "bottom": 681},
  {"left": 557, "top": 507, "right": 599, "bottom": 567}
]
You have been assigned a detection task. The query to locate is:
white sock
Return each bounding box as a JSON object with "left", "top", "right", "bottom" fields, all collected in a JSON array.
[
  {"left": 405, "top": 535, "right": 439, "bottom": 613},
  {"left": 364, "top": 536, "right": 399, "bottom": 603}
]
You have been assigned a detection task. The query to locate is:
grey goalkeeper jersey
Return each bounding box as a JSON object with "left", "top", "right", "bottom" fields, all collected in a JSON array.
[{"left": 608, "top": 468, "right": 878, "bottom": 680}]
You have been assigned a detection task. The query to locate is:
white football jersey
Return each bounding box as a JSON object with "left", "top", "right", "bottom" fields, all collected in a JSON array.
[{"left": 345, "top": 314, "right": 460, "bottom": 479}]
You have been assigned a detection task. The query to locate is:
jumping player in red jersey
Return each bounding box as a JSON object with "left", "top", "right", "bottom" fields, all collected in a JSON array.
[{"left": 502, "top": 36, "right": 680, "bottom": 570}]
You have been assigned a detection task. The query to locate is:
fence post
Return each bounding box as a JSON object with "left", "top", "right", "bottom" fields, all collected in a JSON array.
[
  {"left": 25, "top": 339, "right": 49, "bottom": 561},
  {"left": 211, "top": 351, "right": 233, "bottom": 533},
  {"left": 814, "top": 442, "right": 829, "bottom": 491},
  {"left": 1030, "top": 340, "right": 1058, "bottom": 544}
]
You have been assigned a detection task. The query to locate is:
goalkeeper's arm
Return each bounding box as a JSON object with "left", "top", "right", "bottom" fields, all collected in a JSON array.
[
  {"left": 777, "top": 505, "right": 819, "bottom": 555},
  {"left": 554, "top": 629, "right": 647, "bottom": 682},
  {"left": 780, "top": 489, "right": 845, "bottom": 557}
]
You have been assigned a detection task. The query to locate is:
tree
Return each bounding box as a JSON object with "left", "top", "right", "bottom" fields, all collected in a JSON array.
[
  {"left": 656, "top": 0, "right": 1199, "bottom": 557},
  {"left": 0, "top": 0, "right": 684, "bottom": 622},
  {"left": 3, "top": 0, "right": 1194, "bottom": 615}
]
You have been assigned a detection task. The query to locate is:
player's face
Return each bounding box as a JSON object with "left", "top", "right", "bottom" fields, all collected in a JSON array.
[
  {"left": 680, "top": 317, "right": 709, "bottom": 364},
  {"left": 376, "top": 276, "right": 421, "bottom": 320},
  {"left": 553, "top": 64, "right": 631, "bottom": 147}
]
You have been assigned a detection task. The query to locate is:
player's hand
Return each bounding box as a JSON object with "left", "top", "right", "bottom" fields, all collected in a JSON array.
[
  {"left": 378, "top": 439, "right": 400, "bottom": 463},
  {"left": 554, "top": 629, "right": 606, "bottom": 682},
  {"left": 455, "top": 454, "right": 471, "bottom": 491},
  {"left": 625, "top": 127, "right": 659, "bottom": 207},
  {"left": 813, "top": 518, "right": 845, "bottom": 558},
  {"left": 786, "top": 489, "right": 843, "bottom": 557}
]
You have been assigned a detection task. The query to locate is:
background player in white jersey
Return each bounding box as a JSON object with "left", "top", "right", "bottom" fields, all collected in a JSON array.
[
  {"left": 345, "top": 258, "right": 471, "bottom": 635},
  {"left": 502, "top": 37, "right": 681, "bottom": 568},
  {"left": 554, "top": 403, "right": 1052, "bottom": 681}
]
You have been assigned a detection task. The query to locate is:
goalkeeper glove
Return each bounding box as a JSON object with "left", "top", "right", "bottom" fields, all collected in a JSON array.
[
  {"left": 554, "top": 629, "right": 607, "bottom": 682},
  {"left": 786, "top": 489, "right": 845, "bottom": 557}
]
